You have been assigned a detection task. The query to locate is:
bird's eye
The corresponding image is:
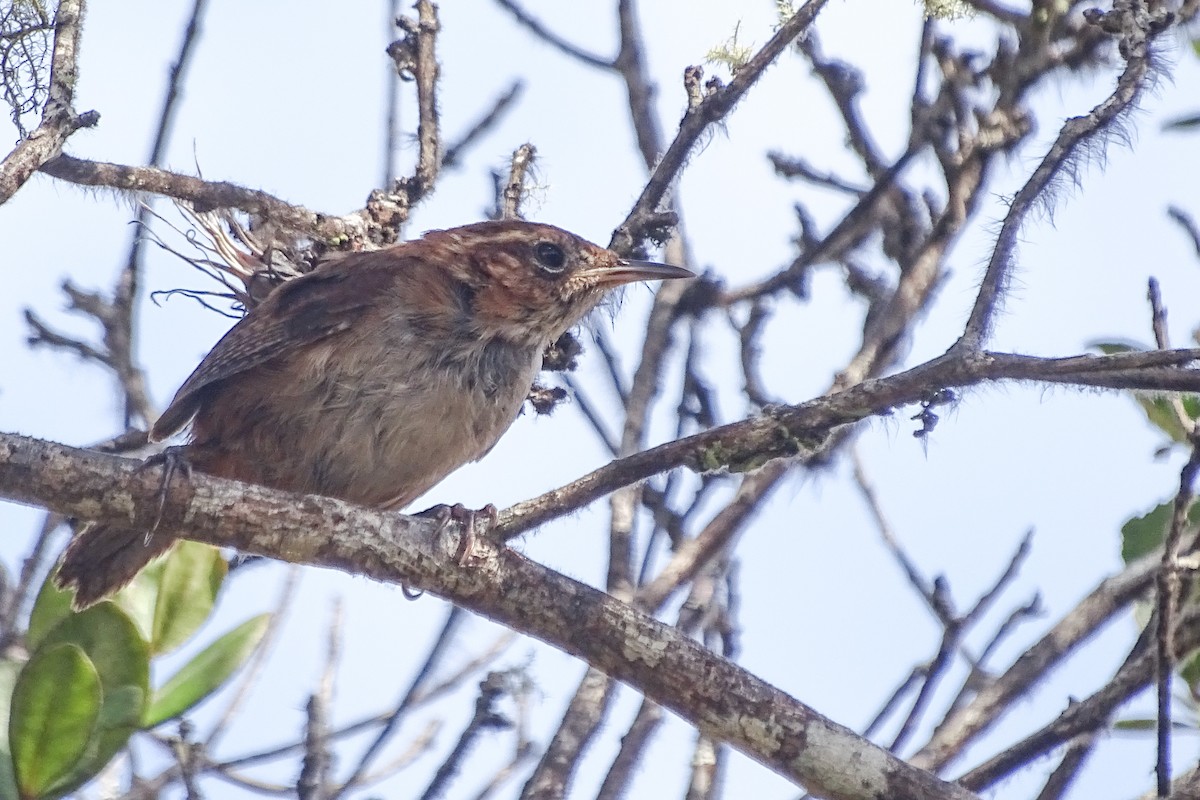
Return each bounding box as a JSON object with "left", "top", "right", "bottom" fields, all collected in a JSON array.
[{"left": 534, "top": 241, "right": 567, "bottom": 273}]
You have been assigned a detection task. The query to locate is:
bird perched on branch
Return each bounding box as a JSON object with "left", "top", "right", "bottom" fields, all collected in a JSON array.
[{"left": 56, "top": 220, "right": 692, "bottom": 607}]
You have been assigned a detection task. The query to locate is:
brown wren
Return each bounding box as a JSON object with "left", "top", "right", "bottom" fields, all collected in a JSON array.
[{"left": 56, "top": 220, "right": 692, "bottom": 607}]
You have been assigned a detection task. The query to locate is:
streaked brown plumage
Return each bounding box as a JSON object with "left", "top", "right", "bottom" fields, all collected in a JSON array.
[{"left": 56, "top": 221, "right": 692, "bottom": 607}]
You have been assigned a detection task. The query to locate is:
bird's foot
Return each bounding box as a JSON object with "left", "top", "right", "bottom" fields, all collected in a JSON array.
[
  {"left": 417, "top": 503, "right": 499, "bottom": 565},
  {"left": 137, "top": 445, "right": 194, "bottom": 544}
]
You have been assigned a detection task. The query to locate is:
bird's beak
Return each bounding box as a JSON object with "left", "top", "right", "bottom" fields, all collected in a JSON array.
[{"left": 584, "top": 259, "right": 694, "bottom": 287}]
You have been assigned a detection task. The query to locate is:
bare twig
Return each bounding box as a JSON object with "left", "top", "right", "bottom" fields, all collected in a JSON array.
[
  {"left": 493, "top": 0, "right": 613, "bottom": 70},
  {"left": 956, "top": 0, "right": 1169, "bottom": 350},
  {"left": 851, "top": 450, "right": 936, "bottom": 609},
  {"left": 418, "top": 673, "right": 511, "bottom": 800},
  {"left": 205, "top": 567, "right": 299, "bottom": 749},
  {"left": 381, "top": 0, "right": 402, "bottom": 188},
  {"left": 593, "top": 699, "right": 663, "bottom": 800},
  {"left": 331, "top": 605, "right": 465, "bottom": 798},
  {"left": 297, "top": 600, "right": 341, "bottom": 800},
  {"left": 610, "top": 0, "right": 829, "bottom": 256},
  {"left": 1147, "top": 277, "right": 1193, "bottom": 435},
  {"left": 956, "top": 605, "right": 1200, "bottom": 792},
  {"left": 500, "top": 143, "right": 537, "bottom": 220},
  {"left": 39, "top": 155, "right": 366, "bottom": 243},
  {"left": 442, "top": 81, "right": 524, "bottom": 169},
  {"left": 1167, "top": 205, "right": 1200, "bottom": 260},
  {"left": 1155, "top": 445, "right": 1200, "bottom": 795},
  {"left": 107, "top": 0, "right": 210, "bottom": 428},
  {"left": 1033, "top": 732, "right": 1098, "bottom": 800},
  {"left": 391, "top": 0, "right": 441, "bottom": 210},
  {"left": 519, "top": 668, "right": 616, "bottom": 800},
  {"left": 912, "top": 554, "right": 1158, "bottom": 772},
  {"left": 0, "top": 0, "right": 98, "bottom": 205}
]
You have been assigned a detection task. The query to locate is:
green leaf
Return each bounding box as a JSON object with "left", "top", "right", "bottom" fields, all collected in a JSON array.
[
  {"left": 25, "top": 576, "right": 74, "bottom": 653},
  {"left": 1181, "top": 650, "right": 1200, "bottom": 694},
  {"left": 1092, "top": 342, "right": 1141, "bottom": 355},
  {"left": 1121, "top": 501, "right": 1200, "bottom": 564},
  {"left": 9, "top": 644, "right": 100, "bottom": 799},
  {"left": 34, "top": 603, "right": 148, "bottom": 795},
  {"left": 0, "top": 660, "right": 23, "bottom": 800},
  {"left": 143, "top": 614, "right": 270, "bottom": 728},
  {"left": 110, "top": 554, "right": 172, "bottom": 642},
  {"left": 150, "top": 542, "right": 226, "bottom": 656},
  {"left": 1114, "top": 717, "right": 1157, "bottom": 731},
  {"left": 1123, "top": 502, "right": 1172, "bottom": 564},
  {"left": 1114, "top": 717, "right": 1199, "bottom": 733}
]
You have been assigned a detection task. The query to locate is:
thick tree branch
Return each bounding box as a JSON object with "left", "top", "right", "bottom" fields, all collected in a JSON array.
[{"left": 0, "top": 431, "right": 976, "bottom": 800}]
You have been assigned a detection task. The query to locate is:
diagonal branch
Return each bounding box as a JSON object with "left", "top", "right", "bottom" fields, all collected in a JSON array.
[
  {"left": 609, "top": 0, "right": 830, "bottom": 256},
  {"left": 0, "top": 431, "right": 977, "bottom": 800},
  {"left": 495, "top": 347, "right": 1200, "bottom": 539},
  {"left": 492, "top": 0, "right": 614, "bottom": 70}
]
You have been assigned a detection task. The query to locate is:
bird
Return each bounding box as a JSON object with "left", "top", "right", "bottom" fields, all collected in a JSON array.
[{"left": 55, "top": 220, "right": 693, "bottom": 607}]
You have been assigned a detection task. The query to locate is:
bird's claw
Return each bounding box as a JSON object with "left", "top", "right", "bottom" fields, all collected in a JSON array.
[
  {"left": 137, "top": 445, "right": 194, "bottom": 545},
  {"left": 417, "top": 503, "right": 499, "bottom": 565}
]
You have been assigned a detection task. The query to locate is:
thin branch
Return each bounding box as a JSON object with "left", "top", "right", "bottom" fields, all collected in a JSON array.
[
  {"left": 1155, "top": 445, "right": 1200, "bottom": 795},
  {"left": 1033, "top": 732, "right": 1098, "bottom": 800},
  {"left": 418, "top": 673, "right": 511, "bottom": 800},
  {"left": 500, "top": 143, "right": 537, "bottom": 220},
  {"left": 0, "top": 0, "right": 98, "bottom": 205},
  {"left": 1147, "top": 277, "right": 1193, "bottom": 435},
  {"left": 442, "top": 81, "right": 524, "bottom": 169},
  {"left": 912, "top": 554, "right": 1158, "bottom": 772},
  {"left": 494, "top": 347, "right": 1200, "bottom": 540},
  {"left": 382, "top": 0, "right": 402, "bottom": 188},
  {"left": 205, "top": 567, "right": 299, "bottom": 749},
  {"left": 562, "top": 373, "right": 619, "bottom": 456},
  {"left": 0, "top": 512, "right": 61, "bottom": 647},
  {"left": 493, "top": 0, "right": 613, "bottom": 70},
  {"left": 768, "top": 152, "right": 867, "bottom": 194},
  {"left": 797, "top": 34, "right": 886, "bottom": 179},
  {"left": 331, "top": 605, "right": 465, "bottom": 798},
  {"left": 39, "top": 155, "right": 366, "bottom": 242},
  {"left": 593, "top": 699, "right": 663, "bottom": 800},
  {"left": 609, "top": 0, "right": 829, "bottom": 256},
  {"left": 719, "top": 146, "right": 921, "bottom": 305},
  {"left": 1167, "top": 205, "right": 1200, "bottom": 261},
  {"left": 862, "top": 668, "right": 924, "bottom": 741},
  {"left": 109, "top": 0, "right": 210, "bottom": 428},
  {"left": 956, "top": 0, "right": 1169, "bottom": 350},
  {"left": 851, "top": 450, "right": 936, "bottom": 610},
  {"left": 955, "top": 605, "right": 1200, "bottom": 792},
  {"left": 614, "top": 0, "right": 664, "bottom": 169},
  {"left": 519, "top": 668, "right": 616, "bottom": 800},
  {"left": 393, "top": 0, "right": 441, "bottom": 205},
  {"left": 219, "top": 630, "right": 512, "bottom": 771},
  {"left": 297, "top": 599, "right": 341, "bottom": 800}
]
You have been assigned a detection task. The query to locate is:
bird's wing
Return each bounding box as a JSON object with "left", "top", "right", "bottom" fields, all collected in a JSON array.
[{"left": 151, "top": 254, "right": 392, "bottom": 440}]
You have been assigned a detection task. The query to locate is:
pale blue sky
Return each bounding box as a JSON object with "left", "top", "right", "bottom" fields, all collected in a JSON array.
[{"left": 3, "top": 1, "right": 1200, "bottom": 797}]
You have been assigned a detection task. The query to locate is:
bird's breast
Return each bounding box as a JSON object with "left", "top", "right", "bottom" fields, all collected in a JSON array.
[{"left": 192, "top": 329, "right": 542, "bottom": 510}]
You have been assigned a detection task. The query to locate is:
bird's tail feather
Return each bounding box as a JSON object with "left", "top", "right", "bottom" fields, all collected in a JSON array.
[{"left": 55, "top": 523, "right": 176, "bottom": 609}]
